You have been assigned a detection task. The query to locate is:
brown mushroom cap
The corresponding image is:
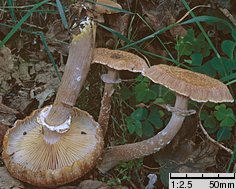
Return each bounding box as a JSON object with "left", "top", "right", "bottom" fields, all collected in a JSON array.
[
  {"left": 143, "top": 64, "right": 234, "bottom": 103},
  {"left": 95, "top": 0, "right": 122, "bottom": 14},
  {"left": 2, "top": 107, "right": 103, "bottom": 187},
  {"left": 93, "top": 48, "right": 148, "bottom": 73}
]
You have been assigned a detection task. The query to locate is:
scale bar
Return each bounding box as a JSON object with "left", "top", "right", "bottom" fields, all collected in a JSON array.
[{"left": 170, "top": 173, "right": 235, "bottom": 180}]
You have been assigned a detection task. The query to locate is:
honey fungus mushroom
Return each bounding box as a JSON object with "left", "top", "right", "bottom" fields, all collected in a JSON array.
[
  {"left": 93, "top": 48, "right": 148, "bottom": 135},
  {"left": 2, "top": 17, "right": 104, "bottom": 187},
  {"left": 98, "top": 64, "right": 234, "bottom": 173}
]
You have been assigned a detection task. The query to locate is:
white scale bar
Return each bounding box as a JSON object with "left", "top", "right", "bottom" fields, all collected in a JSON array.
[{"left": 169, "top": 173, "right": 235, "bottom": 189}]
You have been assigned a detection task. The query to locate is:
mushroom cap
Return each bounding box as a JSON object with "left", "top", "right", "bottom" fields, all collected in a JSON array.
[
  {"left": 93, "top": 48, "right": 148, "bottom": 73},
  {"left": 95, "top": 0, "right": 122, "bottom": 14},
  {"left": 2, "top": 107, "right": 104, "bottom": 187},
  {"left": 143, "top": 64, "right": 234, "bottom": 103}
]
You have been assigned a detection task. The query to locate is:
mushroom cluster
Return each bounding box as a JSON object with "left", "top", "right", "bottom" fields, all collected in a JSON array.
[
  {"left": 97, "top": 64, "right": 234, "bottom": 172},
  {"left": 2, "top": 0, "right": 234, "bottom": 187}
]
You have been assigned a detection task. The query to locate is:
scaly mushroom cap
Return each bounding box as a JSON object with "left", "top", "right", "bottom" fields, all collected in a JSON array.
[
  {"left": 93, "top": 48, "right": 148, "bottom": 73},
  {"left": 143, "top": 64, "right": 234, "bottom": 103},
  {"left": 95, "top": 0, "right": 122, "bottom": 14},
  {"left": 2, "top": 107, "right": 103, "bottom": 187}
]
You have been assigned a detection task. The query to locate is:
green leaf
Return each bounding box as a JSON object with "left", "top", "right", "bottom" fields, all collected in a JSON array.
[
  {"left": 196, "top": 33, "right": 211, "bottom": 57},
  {"left": 163, "top": 91, "right": 175, "bottom": 104},
  {"left": 143, "top": 89, "right": 157, "bottom": 103},
  {"left": 56, "top": 0, "right": 69, "bottom": 29},
  {"left": 220, "top": 117, "right": 235, "bottom": 127},
  {"left": 221, "top": 40, "right": 236, "bottom": 59},
  {"left": 134, "top": 81, "right": 157, "bottom": 103},
  {"left": 134, "top": 121, "right": 143, "bottom": 137},
  {"left": 217, "top": 127, "right": 232, "bottom": 141},
  {"left": 215, "top": 104, "right": 235, "bottom": 121},
  {"left": 227, "top": 144, "right": 236, "bottom": 172},
  {"left": 153, "top": 97, "right": 166, "bottom": 105},
  {"left": 181, "top": 16, "right": 234, "bottom": 31},
  {"left": 134, "top": 82, "right": 147, "bottom": 102},
  {"left": 7, "top": 0, "right": 16, "bottom": 21},
  {"left": 214, "top": 104, "right": 236, "bottom": 127},
  {"left": 192, "top": 59, "right": 217, "bottom": 77},
  {"left": 148, "top": 106, "right": 163, "bottom": 129},
  {"left": 190, "top": 52, "right": 203, "bottom": 66},
  {"left": 208, "top": 57, "right": 227, "bottom": 77},
  {"left": 221, "top": 73, "right": 236, "bottom": 83},
  {"left": 120, "top": 85, "right": 133, "bottom": 100},
  {"left": 200, "top": 110, "right": 208, "bottom": 120},
  {"left": 214, "top": 104, "right": 227, "bottom": 121},
  {"left": 131, "top": 108, "right": 148, "bottom": 121},
  {"left": 203, "top": 116, "right": 217, "bottom": 129},
  {"left": 142, "top": 120, "right": 155, "bottom": 138},
  {"left": 232, "top": 29, "right": 236, "bottom": 40},
  {"left": 126, "top": 117, "right": 136, "bottom": 134},
  {"left": 135, "top": 75, "right": 149, "bottom": 82},
  {"left": 150, "top": 84, "right": 160, "bottom": 93},
  {"left": 126, "top": 117, "right": 143, "bottom": 136},
  {"left": 175, "top": 29, "right": 195, "bottom": 57}
]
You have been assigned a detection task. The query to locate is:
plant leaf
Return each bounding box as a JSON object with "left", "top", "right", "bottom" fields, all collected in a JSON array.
[
  {"left": 131, "top": 108, "right": 148, "bottom": 121},
  {"left": 221, "top": 40, "right": 236, "bottom": 59},
  {"left": 148, "top": 106, "right": 163, "bottom": 129},
  {"left": 56, "top": 0, "right": 69, "bottom": 29},
  {"left": 142, "top": 120, "right": 155, "bottom": 138},
  {"left": 217, "top": 127, "right": 232, "bottom": 141}
]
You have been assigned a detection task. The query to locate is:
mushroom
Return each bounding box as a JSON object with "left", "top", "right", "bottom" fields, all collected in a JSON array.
[
  {"left": 92, "top": 48, "right": 148, "bottom": 135},
  {"left": 2, "top": 17, "right": 104, "bottom": 187},
  {"left": 98, "top": 64, "right": 234, "bottom": 173}
]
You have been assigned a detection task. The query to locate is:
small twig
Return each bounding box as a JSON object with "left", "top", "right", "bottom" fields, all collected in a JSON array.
[
  {"left": 143, "top": 164, "right": 160, "bottom": 170},
  {"left": 0, "top": 96, "right": 19, "bottom": 114},
  {"left": 198, "top": 104, "right": 233, "bottom": 155},
  {"left": 219, "top": 8, "right": 236, "bottom": 26},
  {"left": 176, "top": 4, "right": 211, "bottom": 23}
]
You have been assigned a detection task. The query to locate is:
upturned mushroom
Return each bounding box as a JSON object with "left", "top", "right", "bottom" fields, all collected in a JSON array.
[
  {"left": 2, "top": 17, "right": 104, "bottom": 187},
  {"left": 93, "top": 48, "right": 148, "bottom": 135},
  {"left": 98, "top": 64, "right": 234, "bottom": 172}
]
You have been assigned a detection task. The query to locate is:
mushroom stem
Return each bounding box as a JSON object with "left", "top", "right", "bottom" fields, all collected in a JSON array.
[
  {"left": 98, "top": 69, "right": 118, "bottom": 136},
  {"left": 45, "top": 21, "right": 95, "bottom": 126},
  {"left": 97, "top": 94, "right": 188, "bottom": 173}
]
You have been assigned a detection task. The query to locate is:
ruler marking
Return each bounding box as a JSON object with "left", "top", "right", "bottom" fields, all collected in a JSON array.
[{"left": 170, "top": 173, "right": 235, "bottom": 180}]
